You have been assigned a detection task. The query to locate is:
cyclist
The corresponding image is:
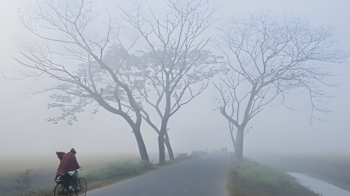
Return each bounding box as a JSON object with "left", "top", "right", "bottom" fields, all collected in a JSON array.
[{"left": 55, "top": 148, "right": 81, "bottom": 194}]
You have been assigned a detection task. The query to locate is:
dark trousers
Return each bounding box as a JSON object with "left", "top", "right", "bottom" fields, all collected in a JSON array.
[{"left": 69, "top": 171, "right": 79, "bottom": 192}]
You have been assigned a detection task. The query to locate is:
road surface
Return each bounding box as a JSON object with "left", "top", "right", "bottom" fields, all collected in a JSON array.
[{"left": 88, "top": 153, "right": 229, "bottom": 196}]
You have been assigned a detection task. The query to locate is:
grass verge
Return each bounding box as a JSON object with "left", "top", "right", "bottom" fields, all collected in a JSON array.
[
  {"left": 9, "top": 189, "right": 52, "bottom": 196},
  {"left": 80, "top": 160, "right": 154, "bottom": 190},
  {"left": 227, "top": 155, "right": 321, "bottom": 196},
  {"left": 82, "top": 155, "right": 195, "bottom": 191}
]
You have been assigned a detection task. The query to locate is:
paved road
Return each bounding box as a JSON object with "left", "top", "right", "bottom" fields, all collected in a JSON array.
[{"left": 88, "top": 153, "right": 229, "bottom": 196}]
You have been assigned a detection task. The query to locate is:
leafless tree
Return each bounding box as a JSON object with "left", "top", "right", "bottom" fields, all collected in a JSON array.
[
  {"left": 214, "top": 12, "right": 347, "bottom": 160},
  {"left": 121, "top": 0, "right": 219, "bottom": 163},
  {"left": 15, "top": 0, "right": 150, "bottom": 161},
  {"left": 103, "top": 44, "right": 179, "bottom": 160}
]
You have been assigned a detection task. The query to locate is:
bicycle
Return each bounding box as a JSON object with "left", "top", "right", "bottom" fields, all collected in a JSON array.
[{"left": 54, "top": 168, "right": 87, "bottom": 196}]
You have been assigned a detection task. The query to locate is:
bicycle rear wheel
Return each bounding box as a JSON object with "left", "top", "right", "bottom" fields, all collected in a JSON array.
[
  {"left": 77, "top": 177, "right": 87, "bottom": 196},
  {"left": 54, "top": 183, "right": 66, "bottom": 196}
]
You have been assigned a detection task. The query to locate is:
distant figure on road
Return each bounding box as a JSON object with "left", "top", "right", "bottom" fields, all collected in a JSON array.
[
  {"left": 55, "top": 148, "right": 81, "bottom": 194},
  {"left": 220, "top": 148, "right": 228, "bottom": 154}
]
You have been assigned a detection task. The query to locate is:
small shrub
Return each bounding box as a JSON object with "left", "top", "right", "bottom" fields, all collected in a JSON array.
[{"left": 12, "top": 169, "right": 32, "bottom": 193}]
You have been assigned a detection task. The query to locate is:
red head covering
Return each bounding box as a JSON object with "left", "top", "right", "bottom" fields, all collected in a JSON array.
[{"left": 55, "top": 149, "right": 80, "bottom": 179}]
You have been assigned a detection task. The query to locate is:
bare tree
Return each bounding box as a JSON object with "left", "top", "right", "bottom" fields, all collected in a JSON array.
[
  {"left": 122, "top": 0, "right": 219, "bottom": 163},
  {"left": 102, "top": 44, "right": 178, "bottom": 160},
  {"left": 214, "top": 12, "right": 347, "bottom": 160},
  {"left": 134, "top": 49, "right": 218, "bottom": 162},
  {"left": 15, "top": 0, "right": 150, "bottom": 161}
]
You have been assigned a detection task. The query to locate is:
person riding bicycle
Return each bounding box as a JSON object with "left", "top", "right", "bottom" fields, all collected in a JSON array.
[{"left": 55, "top": 148, "right": 81, "bottom": 194}]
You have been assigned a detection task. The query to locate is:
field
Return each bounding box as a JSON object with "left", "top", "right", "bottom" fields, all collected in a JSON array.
[
  {"left": 246, "top": 152, "right": 350, "bottom": 192},
  {"left": 0, "top": 153, "right": 142, "bottom": 172}
]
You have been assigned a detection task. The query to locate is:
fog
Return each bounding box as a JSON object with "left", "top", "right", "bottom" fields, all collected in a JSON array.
[{"left": 0, "top": 0, "right": 349, "bottom": 165}]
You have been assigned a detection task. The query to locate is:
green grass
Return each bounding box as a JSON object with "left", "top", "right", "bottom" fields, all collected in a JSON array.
[
  {"left": 228, "top": 157, "right": 321, "bottom": 196},
  {"left": 80, "top": 160, "right": 153, "bottom": 183},
  {"left": 9, "top": 189, "right": 52, "bottom": 196}
]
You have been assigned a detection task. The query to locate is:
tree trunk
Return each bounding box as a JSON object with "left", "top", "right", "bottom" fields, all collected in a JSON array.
[
  {"left": 230, "top": 128, "right": 236, "bottom": 153},
  {"left": 165, "top": 131, "right": 174, "bottom": 160},
  {"left": 235, "top": 126, "right": 244, "bottom": 160},
  {"left": 158, "top": 118, "right": 168, "bottom": 164},
  {"left": 140, "top": 112, "right": 174, "bottom": 161},
  {"left": 158, "top": 134, "right": 165, "bottom": 164},
  {"left": 228, "top": 122, "right": 236, "bottom": 153},
  {"left": 132, "top": 125, "right": 149, "bottom": 162}
]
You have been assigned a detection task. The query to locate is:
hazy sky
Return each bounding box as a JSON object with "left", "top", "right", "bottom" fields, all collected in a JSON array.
[{"left": 0, "top": 0, "right": 349, "bottom": 158}]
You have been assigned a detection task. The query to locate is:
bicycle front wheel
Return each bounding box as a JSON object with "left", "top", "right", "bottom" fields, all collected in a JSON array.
[{"left": 77, "top": 177, "right": 87, "bottom": 196}]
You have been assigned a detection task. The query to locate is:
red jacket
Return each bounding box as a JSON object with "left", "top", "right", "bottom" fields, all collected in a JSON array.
[{"left": 55, "top": 151, "right": 80, "bottom": 179}]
